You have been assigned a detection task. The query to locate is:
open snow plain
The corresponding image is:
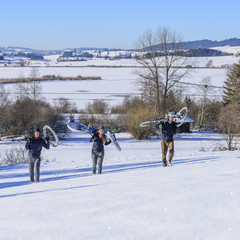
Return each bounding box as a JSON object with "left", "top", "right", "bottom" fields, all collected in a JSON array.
[
  {"left": 0, "top": 55, "right": 239, "bottom": 109},
  {"left": 0, "top": 131, "right": 240, "bottom": 240},
  {"left": 0, "top": 56, "right": 240, "bottom": 239}
]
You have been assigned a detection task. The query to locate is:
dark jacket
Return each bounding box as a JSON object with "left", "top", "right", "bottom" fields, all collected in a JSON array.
[
  {"left": 160, "top": 120, "right": 177, "bottom": 142},
  {"left": 90, "top": 133, "right": 111, "bottom": 152},
  {"left": 25, "top": 137, "right": 50, "bottom": 157}
]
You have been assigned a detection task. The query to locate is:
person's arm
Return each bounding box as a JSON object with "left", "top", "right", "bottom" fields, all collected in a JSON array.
[
  {"left": 42, "top": 138, "right": 50, "bottom": 149},
  {"left": 156, "top": 121, "right": 164, "bottom": 129},
  {"left": 89, "top": 134, "right": 95, "bottom": 142},
  {"left": 105, "top": 139, "right": 112, "bottom": 145},
  {"left": 25, "top": 138, "right": 32, "bottom": 150},
  {"left": 173, "top": 122, "right": 177, "bottom": 135}
]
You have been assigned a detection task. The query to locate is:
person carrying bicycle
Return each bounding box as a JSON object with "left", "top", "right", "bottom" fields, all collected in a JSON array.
[
  {"left": 25, "top": 128, "right": 50, "bottom": 183},
  {"left": 89, "top": 126, "right": 112, "bottom": 174},
  {"left": 156, "top": 112, "right": 177, "bottom": 167}
]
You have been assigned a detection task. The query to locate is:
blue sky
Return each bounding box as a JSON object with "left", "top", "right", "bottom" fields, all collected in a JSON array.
[{"left": 1, "top": 0, "right": 240, "bottom": 50}]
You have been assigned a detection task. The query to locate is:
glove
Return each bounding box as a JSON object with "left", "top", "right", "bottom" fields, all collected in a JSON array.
[
  {"left": 89, "top": 134, "right": 94, "bottom": 142},
  {"left": 70, "top": 115, "right": 74, "bottom": 123},
  {"left": 25, "top": 137, "right": 32, "bottom": 144},
  {"left": 156, "top": 123, "right": 162, "bottom": 129},
  {"left": 45, "top": 135, "right": 50, "bottom": 141}
]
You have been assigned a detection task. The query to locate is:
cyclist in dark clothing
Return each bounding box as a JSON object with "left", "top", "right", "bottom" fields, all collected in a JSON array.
[
  {"left": 89, "top": 126, "right": 111, "bottom": 174},
  {"left": 25, "top": 128, "right": 50, "bottom": 183},
  {"left": 157, "top": 112, "right": 177, "bottom": 167}
]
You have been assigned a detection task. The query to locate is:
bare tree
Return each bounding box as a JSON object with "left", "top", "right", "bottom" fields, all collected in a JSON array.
[
  {"left": 205, "top": 60, "right": 213, "bottom": 68},
  {"left": 0, "top": 86, "right": 10, "bottom": 137},
  {"left": 135, "top": 27, "right": 193, "bottom": 113},
  {"left": 54, "top": 98, "right": 77, "bottom": 113},
  {"left": 0, "top": 86, "right": 9, "bottom": 107},
  {"left": 28, "top": 67, "right": 42, "bottom": 100},
  {"left": 218, "top": 104, "right": 240, "bottom": 150},
  {"left": 14, "top": 72, "right": 29, "bottom": 100},
  {"left": 86, "top": 99, "right": 109, "bottom": 114},
  {"left": 196, "top": 77, "right": 215, "bottom": 129}
]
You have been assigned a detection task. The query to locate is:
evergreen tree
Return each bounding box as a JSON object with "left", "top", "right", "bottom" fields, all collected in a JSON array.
[{"left": 223, "top": 61, "right": 240, "bottom": 109}]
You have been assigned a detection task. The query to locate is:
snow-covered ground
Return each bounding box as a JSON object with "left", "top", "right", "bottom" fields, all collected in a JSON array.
[
  {"left": 210, "top": 46, "right": 240, "bottom": 55},
  {"left": 0, "top": 131, "right": 240, "bottom": 240},
  {"left": 0, "top": 56, "right": 239, "bottom": 109}
]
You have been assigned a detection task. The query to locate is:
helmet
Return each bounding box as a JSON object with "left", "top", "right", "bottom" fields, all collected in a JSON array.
[
  {"left": 34, "top": 128, "right": 41, "bottom": 133},
  {"left": 168, "top": 112, "right": 176, "bottom": 117},
  {"left": 99, "top": 126, "right": 105, "bottom": 130}
]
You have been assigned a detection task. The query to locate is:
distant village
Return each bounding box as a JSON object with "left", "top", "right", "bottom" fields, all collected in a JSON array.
[
  {"left": 0, "top": 48, "right": 133, "bottom": 66},
  {"left": 0, "top": 45, "right": 239, "bottom": 67},
  {"left": 0, "top": 49, "right": 48, "bottom": 66},
  {"left": 57, "top": 49, "right": 132, "bottom": 62}
]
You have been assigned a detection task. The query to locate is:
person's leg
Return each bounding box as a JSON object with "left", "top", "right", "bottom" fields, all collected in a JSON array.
[
  {"left": 35, "top": 157, "right": 41, "bottom": 182},
  {"left": 97, "top": 152, "right": 105, "bottom": 174},
  {"left": 28, "top": 156, "right": 35, "bottom": 183},
  {"left": 161, "top": 139, "right": 168, "bottom": 167},
  {"left": 168, "top": 141, "right": 174, "bottom": 165},
  {"left": 91, "top": 152, "right": 98, "bottom": 174}
]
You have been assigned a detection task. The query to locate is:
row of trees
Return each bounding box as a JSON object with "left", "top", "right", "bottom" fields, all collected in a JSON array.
[
  {"left": 81, "top": 60, "right": 240, "bottom": 147},
  {"left": 131, "top": 26, "right": 240, "bottom": 149},
  {"left": 0, "top": 68, "right": 69, "bottom": 137},
  {"left": 0, "top": 97, "right": 64, "bottom": 137},
  {"left": 1, "top": 27, "right": 239, "bottom": 151},
  {"left": 220, "top": 61, "right": 240, "bottom": 150},
  {"left": 79, "top": 25, "right": 240, "bottom": 149},
  {"left": 135, "top": 27, "right": 192, "bottom": 114}
]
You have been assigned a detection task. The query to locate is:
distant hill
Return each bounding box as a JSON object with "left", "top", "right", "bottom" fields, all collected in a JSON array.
[
  {"left": 1, "top": 38, "right": 240, "bottom": 55},
  {"left": 183, "top": 48, "right": 233, "bottom": 57},
  {"left": 0, "top": 46, "right": 59, "bottom": 55},
  {"left": 181, "top": 38, "right": 240, "bottom": 49},
  {"left": 146, "top": 38, "right": 240, "bottom": 56}
]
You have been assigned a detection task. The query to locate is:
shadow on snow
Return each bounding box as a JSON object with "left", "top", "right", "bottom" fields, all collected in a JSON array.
[
  {"left": 0, "top": 184, "right": 97, "bottom": 198},
  {"left": 0, "top": 155, "right": 219, "bottom": 195}
]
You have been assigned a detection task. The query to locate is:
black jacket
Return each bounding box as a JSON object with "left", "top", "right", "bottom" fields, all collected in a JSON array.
[
  {"left": 25, "top": 137, "right": 50, "bottom": 157},
  {"left": 90, "top": 133, "right": 111, "bottom": 152},
  {"left": 160, "top": 120, "right": 177, "bottom": 142}
]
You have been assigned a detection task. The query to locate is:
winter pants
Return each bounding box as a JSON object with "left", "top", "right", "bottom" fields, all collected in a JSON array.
[
  {"left": 28, "top": 156, "right": 41, "bottom": 182},
  {"left": 91, "top": 151, "right": 104, "bottom": 174},
  {"left": 161, "top": 139, "right": 174, "bottom": 166}
]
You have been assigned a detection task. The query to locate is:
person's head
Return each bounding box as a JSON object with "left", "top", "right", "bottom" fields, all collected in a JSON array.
[
  {"left": 98, "top": 126, "right": 105, "bottom": 135},
  {"left": 168, "top": 112, "right": 175, "bottom": 122},
  {"left": 34, "top": 128, "right": 41, "bottom": 138}
]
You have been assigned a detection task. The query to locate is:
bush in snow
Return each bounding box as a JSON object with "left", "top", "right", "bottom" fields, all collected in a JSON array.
[
  {"left": 0, "top": 144, "right": 28, "bottom": 166},
  {"left": 86, "top": 99, "right": 109, "bottom": 114},
  {"left": 217, "top": 104, "right": 240, "bottom": 151},
  {"left": 126, "top": 107, "right": 155, "bottom": 140},
  {"left": 54, "top": 98, "right": 78, "bottom": 114},
  {"left": 0, "top": 97, "right": 68, "bottom": 138},
  {"left": 111, "top": 96, "right": 146, "bottom": 114},
  {"left": 79, "top": 113, "right": 124, "bottom": 132}
]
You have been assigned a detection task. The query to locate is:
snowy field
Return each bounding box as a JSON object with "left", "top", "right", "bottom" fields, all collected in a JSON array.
[
  {"left": 0, "top": 131, "right": 240, "bottom": 240},
  {"left": 1, "top": 56, "right": 240, "bottom": 239},
  {"left": 0, "top": 56, "right": 239, "bottom": 109}
]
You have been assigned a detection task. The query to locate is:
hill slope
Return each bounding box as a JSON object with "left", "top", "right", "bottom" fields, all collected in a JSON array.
[
  {"left": 181, "top": 38, "right": 240, "bottom": 49},
  {"left": 0, "top": 132, "right": 240, "bottom": 240}
]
